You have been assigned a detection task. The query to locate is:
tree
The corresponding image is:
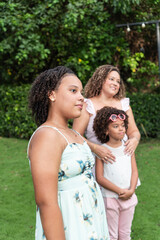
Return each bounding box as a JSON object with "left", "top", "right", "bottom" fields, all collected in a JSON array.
[
  {"left": 114, "top": 0, "right": 160, "bottom": 92},
  {"left": 0, "top": 0, "right": 159, "bottom": 92}
]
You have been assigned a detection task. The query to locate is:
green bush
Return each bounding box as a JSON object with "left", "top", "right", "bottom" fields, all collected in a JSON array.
[
  {"left": 121, "top": 50, "right": 159, "bottom": 92},
  {"left": 1, "top": 0, "right": 158, "bottom": 88},
  {"left": 0, "top": 85, "right": 159, "bottom": 139},
  {"left": 0, "top": 84, "right": 36, "bottom": 139},
  {"left": 128, "top": 93, "right": 160, "bottom": 138}
]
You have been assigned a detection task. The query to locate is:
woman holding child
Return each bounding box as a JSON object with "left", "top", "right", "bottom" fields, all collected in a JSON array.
[{"left": 73, "top": 64, "right": 141, "bottom": 163}]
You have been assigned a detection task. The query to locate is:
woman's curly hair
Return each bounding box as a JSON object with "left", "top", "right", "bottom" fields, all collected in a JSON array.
[
  {"left": 84, "top": 65, "right": 125, "bottom": 99},
  {"left": 93, "top": 107, "right": 128, "bottom": 143},
  {"left": 29, "top": 66, "right": 75, "bottom": 126}
]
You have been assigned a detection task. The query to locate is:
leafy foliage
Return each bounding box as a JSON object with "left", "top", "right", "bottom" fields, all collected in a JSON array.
[
  {"left": 0, "top": 84, "right": 36, "bottom": 139},
  {"left": 105, "top": 0, "right": 140, "bottom": 14},
  {"left": 0, "top": 0, "right": 159, "bottom": 92},
  {"left": 128, "top": 93, "right": 160, "bottom": 138},
  {"left": 120, "top": 50, "right": 159, "bottom": 92}
]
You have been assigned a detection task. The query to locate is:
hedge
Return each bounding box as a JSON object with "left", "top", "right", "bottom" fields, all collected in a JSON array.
[
  {"left": 0, "top": 84, "right": 160, "bottom": 139},
  {"left": 0, "top": 84, "right": 36, "bottom": 139},
  {"left": 128, "top": 93, "right": 160, "bottom": 138}
]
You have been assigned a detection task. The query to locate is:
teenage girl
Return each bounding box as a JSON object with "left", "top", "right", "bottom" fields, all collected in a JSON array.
[{"left": 28, "top": 66, "right": 110, "bottom": 240}]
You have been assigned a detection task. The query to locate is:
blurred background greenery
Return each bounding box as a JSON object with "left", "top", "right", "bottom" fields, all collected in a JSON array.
[
  {"left": 0, "top": 0, "right": 160, "bottom": 91},
  {"left": 0, "top": 0, "right": 160, "bottom": 140}
]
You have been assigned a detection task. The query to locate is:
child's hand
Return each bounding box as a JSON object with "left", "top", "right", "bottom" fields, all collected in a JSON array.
[{"left": 118, "top": 189, "right": 134, "bottom": 200}]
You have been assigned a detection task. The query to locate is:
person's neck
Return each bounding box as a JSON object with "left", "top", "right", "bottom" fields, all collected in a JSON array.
[
  {"left": 96, "top": 93, "right": 115, "bottom": 104},
  {"left": 106, "top": 139, "right": 123, "bottom": 148},
  {"left": 46, "top": 114, "right": 69, "bottom": 130}
]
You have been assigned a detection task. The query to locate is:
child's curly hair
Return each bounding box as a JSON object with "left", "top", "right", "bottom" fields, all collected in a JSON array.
[
  {"left": 28, "top": 66, "right": 75, "bottom": 126},
  {"left": 93, "top": 107, "right": 129, "bottom": 143},
  {"left": 84, "top": 65, "right": 125, "bottom": 99}
]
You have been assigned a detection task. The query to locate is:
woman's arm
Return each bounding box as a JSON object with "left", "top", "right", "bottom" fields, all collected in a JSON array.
[
  {"left": 95, "top": 157, "right": 123, "bottom": 195},
  {"left": 125, "top": 106, "right": 141, "bottom": 155},
  {"left": 119, "top": 153, "right": 138, "bottom": 200},
  {"left": 29, "top": 128, "right": 66, "bottom": 240},
  {"left": 88, "top": 142, "right": 115, "bottom": 163},
  {"left": 73, "top": 103, "right": 115, "bottom": 162},
  {"left": 73, "top": 102, "right": 90, "bottom": 136}
]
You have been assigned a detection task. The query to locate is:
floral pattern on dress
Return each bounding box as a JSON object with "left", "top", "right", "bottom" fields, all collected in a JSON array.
[{"left": 34, "top": 141, "right": 110, "bottom": 240}]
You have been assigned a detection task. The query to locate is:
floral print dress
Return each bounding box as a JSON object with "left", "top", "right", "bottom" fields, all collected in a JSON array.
[{"left": 28, "top": 126, "right": 110, "bottom": 240}]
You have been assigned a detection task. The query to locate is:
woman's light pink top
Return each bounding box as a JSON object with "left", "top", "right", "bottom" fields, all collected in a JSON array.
[{"left": 84, "top": 98, "right": 130, "bottom": 144}]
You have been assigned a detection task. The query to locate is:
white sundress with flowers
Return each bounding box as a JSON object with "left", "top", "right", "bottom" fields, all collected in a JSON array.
[{"left": 28, "top": 126, "right": 110, "bottom": 240}]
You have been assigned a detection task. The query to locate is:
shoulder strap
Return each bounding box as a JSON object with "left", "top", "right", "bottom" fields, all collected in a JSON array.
[
  {"left": 72, "top": 129, "right": 85, "bottom": 142},
  {"left": 27, "top": 125, "right": 69, "bottom": 156}
]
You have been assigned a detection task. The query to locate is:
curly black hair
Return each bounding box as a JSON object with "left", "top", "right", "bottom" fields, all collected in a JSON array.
[
  {"left": 29, "top": 66, "right": 75, "bottom": 126},
  {"left": 93, "top": 107, "right": 128, "bottom": 143},
  {"left": 84, "top": 65, "right": 126, "bottom": 99}
]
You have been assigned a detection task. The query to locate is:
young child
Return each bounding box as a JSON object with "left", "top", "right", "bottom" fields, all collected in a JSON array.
[{"left": 93, "top": 106, "right": 139, "bottom": 240}]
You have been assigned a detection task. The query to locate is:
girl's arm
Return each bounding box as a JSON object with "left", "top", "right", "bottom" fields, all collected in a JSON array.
[
  {"left": 119, "top": 153, "right": 138, "bottom": 200},
  {"left": 129, "top": 153, "right": 138, "bottom": 193},
  {"left": 125, "top": 106, "right": 141, "bottom": 155},
  {"left": 73, "top": 103, "right": 115, "bottom": 163},
  {"left": 95, "top": 157, "right": 123, "bottom": 195},
  {"left": 29, "top": 128, "right": 66, "bottom": 240}
]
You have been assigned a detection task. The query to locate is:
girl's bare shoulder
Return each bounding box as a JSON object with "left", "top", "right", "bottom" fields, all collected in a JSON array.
[{"left": 29, "top": 126, "right": 65, "bottom": 153}]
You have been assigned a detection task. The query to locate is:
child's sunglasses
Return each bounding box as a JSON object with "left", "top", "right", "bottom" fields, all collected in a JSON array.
[{"left": 108, "top": 113, "right": 126, "bottom": 122}]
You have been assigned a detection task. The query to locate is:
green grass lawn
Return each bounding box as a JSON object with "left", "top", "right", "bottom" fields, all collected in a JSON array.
[
  {"left": 0, "top": 137, "right": 160, "bottom": 240},
  {"left": 131, "top": 138, "right": 160, "bottom": 240},
  {"left": 0, "top": 137, "right": 35, "bottom": 240}
]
